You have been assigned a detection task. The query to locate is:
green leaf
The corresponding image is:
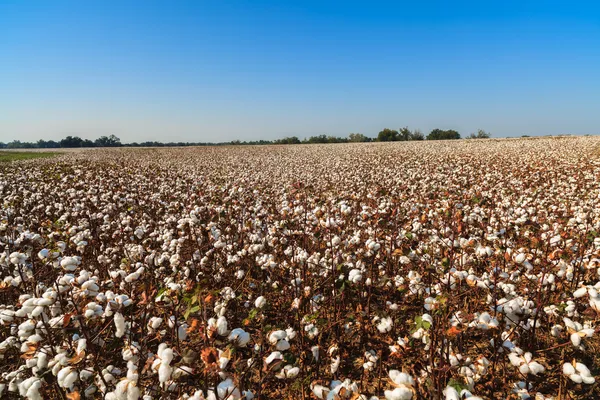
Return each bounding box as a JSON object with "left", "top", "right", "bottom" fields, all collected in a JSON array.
[
  {"left": 248, "top": 308, "right": 259, "bottom": 320},
  {"left": 184, "top": 305, "right": 200, "bottom": 320}
]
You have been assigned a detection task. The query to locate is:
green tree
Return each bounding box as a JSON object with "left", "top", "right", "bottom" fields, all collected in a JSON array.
[
  {"left": 377, "top": 128, "right": 399, "bottom": 142},
  {"left": 348, "top": 133, "right": 371, "bottom": 142},
  {"left": 467, "top": 129, "right": 491, "bottom": 139},
  {"left": 60, "top": 136, "right": 84, "bottom": 147},
  {"left": 95, "top": 135, "right": 121, "bottom": 147},
  {"left": 409, "top": 129, "right": 424, "bottom": 141},
  {"left": 427, "top": 129, "right": 461, "bottom": 140},
  {"left": 398, "top": 127, "right": 411, "bottom": 141}
]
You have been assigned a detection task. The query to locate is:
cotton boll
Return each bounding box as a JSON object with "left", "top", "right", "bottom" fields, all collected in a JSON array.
[
  {"left": 158, "top": 363, "right": 173, "bottom": 384},
  {"left": 255, "top": 296, "right": 266, "bottom": 308},
  {"left": 216, "top": 316, "right": 229, "bottom": 336},
  {"left": 384, "top": 387, "right": 413, "bottom": 400},
  {"left": 228, "top": 328, "right": 251, "bottom": 347},
  {"left": 114, "top": 312, "right": 126, "bottom": 338},
  {"left": 268, "top": 330, "right": 287, "bottom": 345},
  {"left": 217, "top": 378, "right": 241, "bottom": 400},
  {"left": 57, "top": 366, "right": 79, "bottom": 389},
  {"left": 275, "top": 339, "right": 290, "bottom": 351}
]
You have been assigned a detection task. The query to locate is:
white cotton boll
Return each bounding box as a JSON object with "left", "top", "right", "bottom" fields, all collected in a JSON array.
[
  {"left": 330, "top": 356, "right": 341, "bottom": 374},
  {"left": 265, "top": 351, "right": 283, "bottom": 365},
  {"left": 77, "top": 338, "right": 87, "bottom": 353},
  {"left": 276, "top": 364, "right": 300, "bottom": 379},
  {"left": 217, "top": 378, "right": 241, "bottom": 400},
  {"left": 276, "top": 339, "right": 290, "bottom": 351},
  {"left": 216, "top": 316, "right": 228, "bottom": 336},
  {"left": 114, "top": 312, "right": 126, "bottom": 338},
  {"left": 574, "top": 287, "right": 588, "bottom": 298},
  {"left": 514, "top": 253, "right": 526, "bottom": 264},
  {"left": 388, "top": 370, "right": 414, "bottom": 387},
  {"left": 376, "top": 317, "right": 393, "bottom": 333},
  {"left": 57, "top": 366, "right": 79, "bottom": 389},
  {"left": 25, "top": 379, "right": 43, "bottom": 400},
  {"left": 384, "top": 387, "right": 413, "bottom": 400},
  {"left": 348, "top": 269, "right": 363, "bottom": 283},
  {"left": 443, "top": 386, "right": 460, "bottom": 400},
  {"left": 571, "top": 333, "right": 581, "bottom": 347},
  {"left": 311, "top": 345, "right": 320, "bottom": 361},
  {"left": 228, "top": 328, "right": 251, "bottom": 347},
  {"left": 178, "top": 324, "right": 188, "bottom": 341},
  {"left": 528, "top": 361, "right": 545, "bottom": 375},
  {"left": 268, "top": 330, "right": 287, "bottom": 345},
  {"left": 255, "top": 296, "right": 266, "bottom": 308},
  {"left": 311, "top": 383, "right": 329, "bottom": 399},
  {"left": 80, "top": 369, "right": 94, "bottom": 381},
  {"left": 285, "top": 327, "right": 296, "bottom": 340},
  {"left": 150, "top": 317, "right": 163, "bottom": 329},
  {"left": 158, "top": 364, "right": 173, "bottom": 384}
]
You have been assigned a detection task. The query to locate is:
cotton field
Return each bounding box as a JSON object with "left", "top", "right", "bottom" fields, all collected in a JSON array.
[{"left": 3, "top": 137, "right": 600, "bottom": 400}]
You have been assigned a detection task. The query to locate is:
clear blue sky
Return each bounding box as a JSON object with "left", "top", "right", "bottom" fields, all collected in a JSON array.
[{"left": 1, "top": 1, "right": 599, "bottom": 142}]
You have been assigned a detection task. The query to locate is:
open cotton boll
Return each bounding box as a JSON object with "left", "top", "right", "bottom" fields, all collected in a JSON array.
[
  {"left": 254, "top": 296, "right": 266, "bottom": 308},
  {"left": 268, "top": 330, "right": 287, "bottom": 345},
  {"left": 563, "top": 361, "right": 595, "bottom": 384},
  {"left": 265, "top": 351, "right": 283, "bottom": 365},
  {"left": 375, "top": 316, "right": 393, "bottom": 333},
  {"left": 348, "top": 269, "right": 363, "bottom": 283},
  {"left": 158, "top": 363, "right": 173, "bottom": 384},
  {"left": 275, "top": 365, "right": 300, "bottom": 379},
  {"left": 384, "top": 370, "right": 415, "bottom": 400},
  {"left": 57, "top": 366, "right": 79, "bottom": 389},
  {"left": 228, "top": 328, "right": 251, "bottom": 347},
  {"left": 216, "top": 378, "right": 241, "bottom": 400},
  {"left": 216, "top": 316, "right": 229, "bottom": 336},
  {"left": 443, "top": 386, "right": 460, "bottom": 400},
  {"left": 60, "top": 256, "right": 80, "bottom": 271},
  {"left": 385, "top": 387, "right": 413, "bottom": 400},
  {"left": 114, "top": 312, "right": 126, "bottom": 338}
]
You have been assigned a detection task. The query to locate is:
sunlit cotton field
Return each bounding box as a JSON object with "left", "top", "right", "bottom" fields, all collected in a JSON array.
[{"left": 3, "top": 137, "right": 600, "bottom": 400}]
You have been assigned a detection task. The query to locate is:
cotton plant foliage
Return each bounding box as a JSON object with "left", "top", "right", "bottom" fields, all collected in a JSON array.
[{"left": 1, "top": 137, "right": 600, "bottom": 399}]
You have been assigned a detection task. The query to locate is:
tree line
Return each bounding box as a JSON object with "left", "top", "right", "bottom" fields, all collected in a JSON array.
[{"left": 0, "top": 128, "right": 491, "bottom": 149}]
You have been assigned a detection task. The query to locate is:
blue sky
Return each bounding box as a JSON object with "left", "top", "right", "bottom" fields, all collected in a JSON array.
[{"left": 1, "top": 1, "right": 599, "bottom": 142}]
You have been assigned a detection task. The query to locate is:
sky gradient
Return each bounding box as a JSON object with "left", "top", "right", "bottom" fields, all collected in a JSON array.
[{"left": 1, "top": 0, "right": 599, "bottom": 142}]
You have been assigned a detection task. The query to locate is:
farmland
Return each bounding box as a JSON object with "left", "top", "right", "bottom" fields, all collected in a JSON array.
[{"left": 2, "top": 137, "right": 600, "bottom": 399}]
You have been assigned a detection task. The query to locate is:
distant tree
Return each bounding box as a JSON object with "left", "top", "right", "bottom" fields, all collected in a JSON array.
[
  {"left": 398, "top": 127, "right": 411, "bottom": 141},
  {"left": 36, "top": 139, "right": 59, "bottom": 148},
  {"left": 60, "top": 136, "right": 84, "bottom": 148},
  {"left": 304, "top": 135, "right": 328, "bottom": 144},
  {"left": 467, "top": 129, "right": 491, "bottom": 139},
  {"left": 427, "top": 129, "right": 461, "bottom": 140},
  {"left": 409, "top": 129, "right": 424, "bottom": 141},
  {"left": 348, "top": 133, "right": 371, "bottom": 142},
  {"left": 377, "top": 128, "right": 399, "bottom": 142},
  {"left": 95, "top": 135, "right": 121, "bottom": 147},
  {"left": 0, "top": 142, "right": 5, "bottom": 149},
  {"left": 7, "top": 140, "right": 22, "bottom": 149},
  {"left": 274, "top": 136, "right": 301, "bottom": 145}
]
